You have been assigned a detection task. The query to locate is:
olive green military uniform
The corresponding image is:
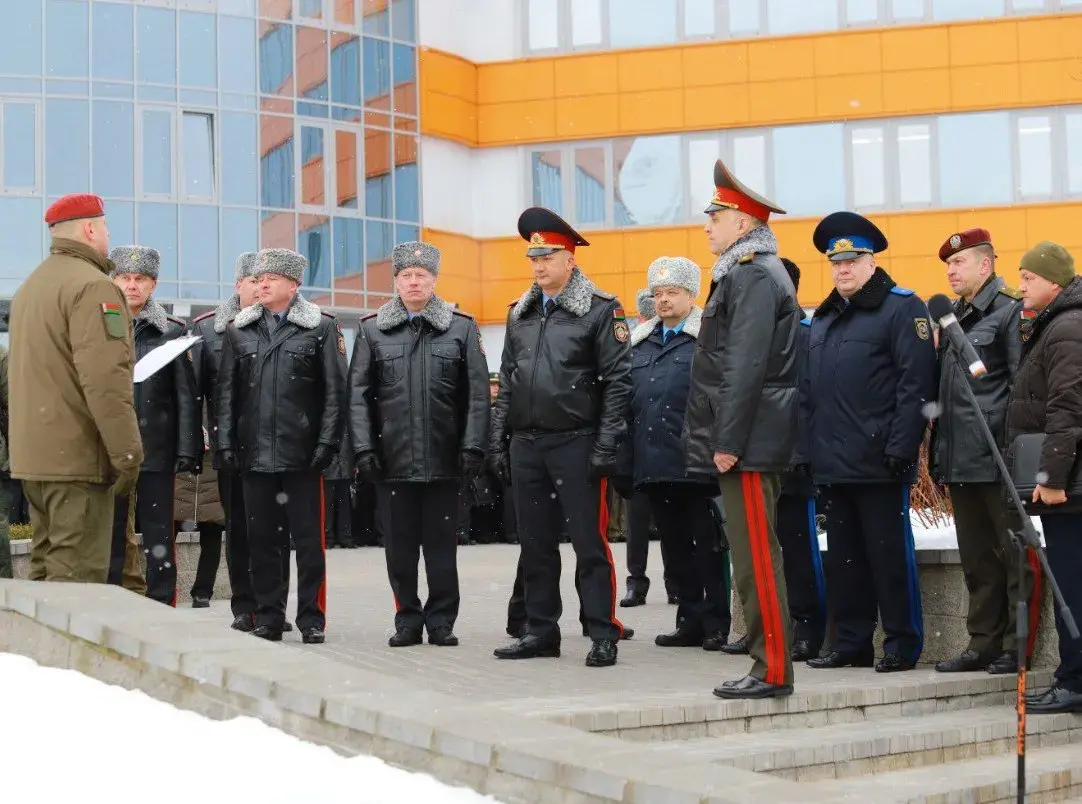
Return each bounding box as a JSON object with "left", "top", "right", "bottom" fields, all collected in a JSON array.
[
  {"left": 0, "top": 344, "right": 13, "bottom": 579},
  {"left": 9, "top": 238, "right": 144, "bottom": 584},
  {"left": 121, "top": 486, "right": 146, "bottom": 595}
]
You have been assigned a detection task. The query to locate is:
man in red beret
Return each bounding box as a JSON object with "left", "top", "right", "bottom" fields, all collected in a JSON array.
[
  {"left": 929, "top": 228, "right": 1040, "bottom": 676},
  {"left": 7, "top": 194, "right": 144, "bottom": 584}
]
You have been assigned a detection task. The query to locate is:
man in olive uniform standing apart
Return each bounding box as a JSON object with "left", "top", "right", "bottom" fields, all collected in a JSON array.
[
  {"left": 349, "top": 241, "right": 490, "bottom": 647},
  {"left": 930, "top": 228, "right": 1040, "bottom": 675},
  {"left": 490, "top": 207, "right": 632, "bottom": 668},
  {"left": 109, "top": 246, "right": 200, "bottom": 606},
  {"left": 683, "top": 160, "right": 801, "bottom": 699},
  {"left": 9, "top": 194, "right": 143, "bottom": 582},
  {"left": 217, "top": 248, "right": 345, "bottom": 644}
]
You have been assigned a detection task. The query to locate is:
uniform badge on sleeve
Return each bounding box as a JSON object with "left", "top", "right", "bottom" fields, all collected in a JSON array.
[
  {"left": 613, "top": 320, "right": 630, "bottom": 343},
  {"left": 335, "top": 322, "right": 346, "bottom": 355},
  {"left": 914, "top": 318, "right": 931, "bottom": 341}
]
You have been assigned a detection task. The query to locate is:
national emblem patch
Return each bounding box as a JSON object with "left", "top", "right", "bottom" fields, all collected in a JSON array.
[
  {"left": 613, "top": 319, "right": 630, "bottom": 343},
  {"left": 914, "top": 317, "right": 931, "bottom": 341}
]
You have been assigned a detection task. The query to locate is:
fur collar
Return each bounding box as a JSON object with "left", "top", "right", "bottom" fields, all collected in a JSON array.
[
  {"left": 233, "top": 293, "right": 322, "bottom": 331},
  {"left": 137, "top": 297, "right": 170, "bottom": 333},
  {"left": 815, "top": 267, "right": 896, "bottom": 318},
  {"left": 711, "top": 226, "right": 779, "bottom": 282},
  {"left": 375, "top": 294, "right": 454, "bottom": 332},
  {"left": 630, "top": 306, "right": 703, "bottom": 347},
  {"left": 511, "top": 268, "right": 596, "bottom": 322},
  {"left": 213, "top": 294, "right": 242, "bottom": 334}
]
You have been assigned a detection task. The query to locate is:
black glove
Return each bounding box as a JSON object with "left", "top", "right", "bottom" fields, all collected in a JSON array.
[
  {"left": 355, "top": 450, "right": 383, "bottom": 483},
  {"left": 310, "top": 444, "right": 335, "bottom": 472},
  {"left": 174, "top": 456, "right": 200, "bottom": 475},
  {"left": 588, "top": 448, "right": 618, "bottom": 483},
  {"left": 884, "top": 455, "right": 911, "bottom": 477},
  {"left": 218, "top": 449, "right": 238, "bottom": 472},
  {"left": 489, "top": 451, "right": 512, "bottom": 487},
  {"left": 460, "top": 450, "right": 485, "bottom": 481},
  {"left": 792, "top": 463, "right": 811, "bottom": 479},
  {"left": 610, "top": 474, "right": 634, "bottom": 500}
]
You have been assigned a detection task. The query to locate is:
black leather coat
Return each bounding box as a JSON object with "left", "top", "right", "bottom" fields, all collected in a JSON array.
[
  {"left": 131, "top": 299, "right": 200, "bottom": 473},
  {"left": 490, "top": 268, "right": 631, "bottom": 456},
  {"left": 216, "top": 294, "right": 345, "bottom": 473},
  {"left": 348, "top": 295, "right": 489, "bottom": 482},
  {"left": 683, "top": 242, "right": 802, "bottom": 475},
  {"left": 930, "top": 276, "right": 1022, "bottom": 485},
  {"left": 188, "top": 295, "right": 242, "bottom": 461}
]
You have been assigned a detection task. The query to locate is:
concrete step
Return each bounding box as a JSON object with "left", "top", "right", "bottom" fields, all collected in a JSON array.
[
  {"left": 809, "top": 742, "right": 1082, "bottom": 803},
  {"left": 637, "top": 707, "right": 1082, "bottom": 782}
]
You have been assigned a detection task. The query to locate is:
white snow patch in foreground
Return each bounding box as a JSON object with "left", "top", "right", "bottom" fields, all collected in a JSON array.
[
  {"left": 0, "top": 653, "right": 503, "bottom": 804},
  {"left": 817, "top": 516, "right": 1045, "bottom": 552}
]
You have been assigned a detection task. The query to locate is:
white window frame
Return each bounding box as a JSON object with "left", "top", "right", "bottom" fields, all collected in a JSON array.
[
  {"left": 136, "top": 105, "right": 219, "bottom": 202},
  {"left": 0, "top": 100, "right": 42, "bottom": 196},
  {"left": 296, "top": 119, "right": 368, "bottom": 216},
  {"left": 720, "top": 127, "right": 775, "bottom": 213},
  {"left": 296, "top": 0, "right": 328, "bottom": 24},
  {"left": 179, "top": 110, "right": 218, "bottom": 203},
  {"left": 683, "top": 134, "right": 722, "bottom": 223},
  {"left": 136, "top": 105, "right": 177, "bottom": 201}
]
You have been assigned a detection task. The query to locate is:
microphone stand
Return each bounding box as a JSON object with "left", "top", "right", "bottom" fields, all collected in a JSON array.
[{"left": 944, "top": 346, "right": 1079, "bottom": 804}]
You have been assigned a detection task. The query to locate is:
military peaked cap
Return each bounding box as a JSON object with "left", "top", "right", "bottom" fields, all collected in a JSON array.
[
  {"left": 813, "top": 211, "right": 888, "bottom": 262},
  {"left": 517, "top": 207, "right": 589, "bottom": 257},
  {"left": 704, "top": 159, "right": 786, "bottom": 221}
]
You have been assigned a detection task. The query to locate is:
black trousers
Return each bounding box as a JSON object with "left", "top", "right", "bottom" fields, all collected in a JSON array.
[
  {"left": 647, "top": 483, "right": 731, "bottom": 636},
  {"left": 776, "top": 493, "right": 827, "bottom": 649},
  {"left": 351, "top": 480, "right": 381, "bottom": 546},
  {"left": 376, "top": 481, "right": 461, "bottom": 632},
  {"left": 242, "top": 471, "right": 325, "bottom": 631},
  {"left": 324, "top": 479, "right": 354, "bottom": 546},
  {"left": 511, "top": 432, "right": 623, "bottom": 641},
  {"left": 626, "top": 489, "right": 670, "bottom": 585},
  {"left": 220, "top": 470, "right": 290, "bottom": 617},
  {"left": 110, "top": 471, "right": 176, "bottom": 606},
  {"left": 1040, "top": 513, "right": 1082, "bottom": 692},
  {"left": 507, "top": 551, "right": 584, "bottom": 632},
  {"left": 190, "top": 522, "right": 224, "bottom": 600},
  {"left": 821, "top": 483, "right": 923, "bottom": 662}
]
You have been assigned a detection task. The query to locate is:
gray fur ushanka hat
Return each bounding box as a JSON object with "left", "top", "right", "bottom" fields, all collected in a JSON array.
[
  {"left": 235, "top": 251, "right": 257, "bottom": 281},
  {"left": 391, "top": 241, "right": 440, "bottom": 276},
  {"left": 253, "top": 248, "right": 307, "bottom": 284},
  {"left": 647, "top": 256, "right": 701, "bottom": 297},
  {"left": 635, "top": 288, "right": 656, "bottom": 318},
  {"left": 109, "top": 245, "right": 160, "bottom": 280}
]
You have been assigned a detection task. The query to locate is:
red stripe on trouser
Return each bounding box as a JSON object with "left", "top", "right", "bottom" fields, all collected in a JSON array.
[
  {"left": 742, "top": 472, "right": 784, "bottom": 686},
  {"left": 1026, "top": 546, "right": 1042, "bottom": 659},
  {"left": 317, "top": 476, "right": 327, "bottom": 619},
  {"left": 597, "top": 478, "right": 625, "bottom": 636}
]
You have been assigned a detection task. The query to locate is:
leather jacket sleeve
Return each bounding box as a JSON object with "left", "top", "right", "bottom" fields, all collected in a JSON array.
[
  {"left": 489, "top": 310, "right": 515, "bottom": 456},
  {"left": 713, "top": 265, "right": 778, "bottom": 456},
  {"left": 460, "top": 318, "right": 491, "bottom": 455},
  {"left": 173, "top": 339, "right": 201, "bottom": 460},
  {"left": 215, "top": 329, "right": 237, "bottom": 454},
  {"left": 885, "top": 295, "right": 938, "bottom": 462},
  {"left": 1003, "top": 301, "right": 1022, "bottom": 385},
  {"left": 318, "top": 319, "right": 345, "bottom": 449},
  {"left": 791, "top": 322, "right": 811, "bottom": 467},
  {"left": 347, "top": 322, "right": 375, "bottom": 455},
  {"left": 593, "top": 299, "right": 632, "bottom": 453}
]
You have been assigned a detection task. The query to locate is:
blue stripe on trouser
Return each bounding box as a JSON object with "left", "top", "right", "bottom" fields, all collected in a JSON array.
[
  {"left": 805, "top": 497, "right": 826, "bottom": 613},
  {"left": 900, "top": 486, "right": 924, "bottom": 662}
]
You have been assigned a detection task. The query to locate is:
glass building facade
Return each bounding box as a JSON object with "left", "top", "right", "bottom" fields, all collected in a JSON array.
[{"left": 0, "top": 0, "right": 420, "bottom": 317}]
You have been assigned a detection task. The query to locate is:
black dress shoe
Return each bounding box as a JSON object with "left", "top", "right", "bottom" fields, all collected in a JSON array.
[
  {"left": 493, "top": 634, "right": 560, "bottom": 660},
  {"left": 586, "top": 639, "right": 617, "bottom": 667},
  {"left": 301, "top": 627, "right": 325, "bottom": 644},
  {"left": 713, "top": 675, "right": 793, "bottom": 699},
  {"left": 875, "top": 653, "right": 916, "bottom": 673},
  {"left": 807, "top": 649, "right": 874, "bottom": 669},
  {"left": 719, "top": 635, "right": 749, "bottom": 655},
  {"left": 791, "top": 639, "right": 818, "bottom": 662},
  {"left": 506, "top": 622, "right": 526, "bottom": 639},
  {"left": 428, "top": 627, "right": 459, "bottom": 646},
  {"left": 667, "top": 593, "right": 679, "bottom": 605},
  {"left": 251, "top": 625, "right": 283, "bottom": 642},
  {"left": 192, "top": 596, "right": 211, "bottom": 609},
  {"left": 655, "top": 627, "right": 705, "bottom": 647},
  {"left": 1027, "top": 685, "right": 1082, "bottom": 714},
  {"left": 620, "top": 627, "right": 634, "bottom": 640},
  {"left": 986, "top": 651, "right": 1021, "bottom": 675},
  {"left": 388, "top": 628, "right": 423, "bottom": 648},
  {"left": 619, "top": 579, "right": 649, "bottom": 608},
  {"left": 702, "top": 632, "right": 728, "bottom": 652},
  {"left": 935, "top": 649, "right": 987, "bottom": 673},
  {"left": 231, "top": 613, "right": 255, "bottom": 632},
  {"left": 283, "top": 621, "right": 294, "bottom": 633}
]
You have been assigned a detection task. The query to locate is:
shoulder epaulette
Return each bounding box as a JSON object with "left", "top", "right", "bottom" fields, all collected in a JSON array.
[
  {"left": 999, "top": 286, "right": 1022, "bottom": 300},
  {"left": 593, "top": 289, "right": 615, "bottom": 300},
  {"left": 321, "top": 310, "right": 336, "bottom": 319},
  {"left": 737, "top": 253, "right": 756, "bottom": 264},
  {"left": 800, "top": 318, "right": 812, "bottom": 327},
  {"left": 508, "top": 299, "right": 517, "bottom": 307},
  {"left": 452, "top": 308, "right": 474, "bottom": 319},
  {"left": 361, "top": 311, "right": 377, "bottom": 321},
  {"left": 192, "top": 311, "right": 214, "bottom": 323},
  {"left": 167, "top": 315, "right": 187, "bottom": 326},
  {"left": 889, "top": 286, "right": 915, "bottom": 297}
]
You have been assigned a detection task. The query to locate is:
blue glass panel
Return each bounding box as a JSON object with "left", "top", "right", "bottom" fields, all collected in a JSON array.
[
  {"left": 530, "top": 151, "right": 562, "bottom": 215},
  {"left": 137, "top": 86, "right": 176, "bottom": 102},
  {"left": 299, "top": 219, "right": 331, "bottom": 288},
  {"left": 260, "top": 139, "right": 295, "bottom": 209},
  {"left": 45, "top": 99, "right": 90, "bottom": 196},
  {"left": 179, "top": 11, "right": 217, "bottom": 88},
  {"left": 365, "top": 175, "right": 391, "bottom": 219},
  {"left": 138, "top": 203, "right": 178, "bottom": 281},
  {"left": 392, "top": 44, "right": 416, "bottom": 85},
  {"left": 46, "top": 0, "right": 89, "bottom": 78},
  {"left": 0, "top": 79, "right": 42, "bottom": 95},
  {"left": 394, "top": 163, "right": 418, "bottom": 222},
  {"left": 92, "top": 2, "right": 134, "bottom": 81},
  {"left": 259, "top": 23, "right": 293, "bottom": 96},
  {"left": 391, "top": 0, "right": 416, "bottom": 42},
  {"left": 330, "top": 37, "right": 361, "bottom": 107},
  {"left": 394, "top": 223, "right": 419, "bottom": 245},
  {"left": 92, "top": 101, "right": 135, "bottom": 198},
  {"left": 93, "top": 82, "right": 135, "bottom": 99},
  {"left": 220, "top": 112, "right": 258, "bottom": 206},
  {"left": 219, "top": 15, "right": 257, "bottom": 94},
  {"left": 180, "top": 283, "right": 221, "bottom": 301},
  {"left": 137, "top": 6, "right": 176, "bottom": 85},
  {"left": 179, "top": 89, "right": 218, "bottom": 107},
  {"left": 772, "top": 123, "right": 845, "bottom": 216},
  {"left": 141, "top": 109, "right": 173, "bottom": 196},
  {"left": 938, "top": 112, "right": 1011, "bottom": 207},
  {"left": 46, "top": 79, "right": 88, "bottom": 95},
  {"left": 362, "top": 38, "right": 390, "bottom": 105},
  {"left": 106, "top": 200, "right": 135, "bottom": 250},
  {"left": 0, "top": 198, "right": 45, "bottom": 287},
  {"left": 365, "top": 220, "right": 393, "bottom": 262},
  {"left": 181, "top": 112, "right": 215, "bottom": 198},
  {"left": 0, "top": 0, "right": 43, "bottom": 77},
  {"left": 220, "top": 0, "right": 257, "bottom": 15},
  {"left": 220, "top": 93, "right": 257, "bottom": 110},
  {"left": 333, "top": 217, "right": 363, "bottom": 278},
  {"left": 220, "top": 208, "right": 259, "bottom": 283},
  {"left": 297, "top": 100, "right": 329, "bottom": 118},
  {"left": 331, "top": 106, "right": 363, "bottom": 123},
  {"left": 362, "top": 4, "right": 389, "bottom": 35},
  {"left": 3, "top": 104, "right": 38, "bottom": 191},
  {"left": 180, "top": 205, "right": 219, "bottom": 283}
]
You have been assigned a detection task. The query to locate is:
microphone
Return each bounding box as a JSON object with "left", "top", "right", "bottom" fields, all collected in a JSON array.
[{"left": 927, "top": 293, "right": 987, "bottom": 378}]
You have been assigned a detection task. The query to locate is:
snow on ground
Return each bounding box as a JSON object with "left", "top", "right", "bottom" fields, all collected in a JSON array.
[
  {"left": 0, "top": 653, "right": 503, "bottom": 804},
  {"left": 817, "top": 515, "right": 1045, "bottom": 552}
]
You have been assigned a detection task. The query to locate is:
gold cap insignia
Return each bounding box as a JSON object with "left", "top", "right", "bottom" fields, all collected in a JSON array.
[
  {"left": 529, "top": 232, "right": 546, "bottom": 245},
  {"left": 833, "top": 238, "right": 854, "bottom": 253},
  {"left": 949, "top": 234, "right": 962, "bottom": 250},
  {"left": 655, "top": 267, "right": 670, "bottom": 281},
  {"left": 129, "top": 252, "right": 139, "bottom": 265}
]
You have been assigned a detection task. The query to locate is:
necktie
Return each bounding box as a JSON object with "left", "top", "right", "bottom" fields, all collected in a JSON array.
[
  {"left": 544, "top": 299, "right": 556, "bottom": 318},
  {"left": 663, "top": 329, "right": 672, "bottom": 345}
]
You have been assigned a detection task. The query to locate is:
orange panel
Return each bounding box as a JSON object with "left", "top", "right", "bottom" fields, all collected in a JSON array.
[
  {"left": 1018, "top": 60, "right": 1082, "bottom": 107},
  {"left": 947, "top": 20, "right": 1019, "bottom": 66},
  {"left": 746, "top": 37, "right": 818, "bottom": 83},
  {"left": 553, "top": 54, "right": 619, "bottom": 98},
  {"left": 420, "top": 92, "right": 477, "bottom": 145},
  {"left": 1016, "top": 15, "right": 1082, "bottom": 62},
  {"left": 748, "top": 79, "right": 818, "bottom": 124},
  {"left": 681, "top": 43, "right": 749, "bottom": 87},
  {"left": 477, "top": 61, "right": 555, "bottom": 105},
  {"left": 949, "top": 64, "right": 1020, "bottom": 110},
  {"left": 619, "top": 89, "right": 684, "bottom": 133},
  {"left": 881, "top": 68, "right": 952, "bottom": 115},
  {"left": 420, "top": 49, "right": 477, "bottom": 102},
  {"left": 616, "top": 49, "right": 684, "bottom": 92},
  {"left": 683, "top": 84, "right": 751, "bottom": 129},
  {"left": 815, "top": 73, "right": 884, "bottom": 119},
  {"left": 478, "top": 99, "right": 557, "bottom": 145},
  {"left": 880, "top": 27, "right": 950, "bottom": 72},
  {"left": 555, "top": 94, "right": 620, "bottom": 139},
  {"left": 812, "top": 32, "right": 882, "bottom": 78}
]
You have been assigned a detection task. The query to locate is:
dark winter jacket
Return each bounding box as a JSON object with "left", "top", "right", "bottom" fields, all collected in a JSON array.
[
  {"left": 930, "top": 276, "right": 1021, "bottom": 485},
  {"left": 683, "top": 226, "right": 802, "bottom": 475},
  {"left": 349, "top": 295, "right": 490, "bottom": 482},
  {"left": 780, "top": 314, "right": 815, "bottom": 498},
  {"left": 802, "top": 267, "right": 938, "bottom": 485},
  {"left": 323, "top": 424, "right": 355, "bottom": 481},
  {"left": 132, "top": 298, "right": 200, "bottom": 473},
  {"left": 625, "top": 308, "right": 713, "bottom": 489},
  {"left": 1005, "top": 276, "right": 1082, "bottom": 491},
  {"left": 188, "top": 295, "right": 242, "bottom": 462},
  {"left": 174, "top": 451, "right": 225, "bottom": 526},
  {"left": 490, "top": 268, "right": 632, "bottom": 457},
  {"left": 217, "top": 294, "right": 345, "bottom": 473}
]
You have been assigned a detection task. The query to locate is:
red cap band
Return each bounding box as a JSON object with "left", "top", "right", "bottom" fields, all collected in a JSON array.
[
  {"left": 712, "top": 187, "right": 772, "bottom": 221},
  {"left": 527, "top": 231, "right": 577, "bottom": 253}
]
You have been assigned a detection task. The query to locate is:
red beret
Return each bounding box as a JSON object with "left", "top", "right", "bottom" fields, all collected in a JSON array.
[
  {"left": 939, "top": 228, "right": 994, "bottom": 262},
  {"left": 44, "top": 194, "right": 105, "bottom": 226}
]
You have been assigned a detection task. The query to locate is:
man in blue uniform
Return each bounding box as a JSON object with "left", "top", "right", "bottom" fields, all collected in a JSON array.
[{"left": 802, "top": 212, "right": 937, "bottom": 673}]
